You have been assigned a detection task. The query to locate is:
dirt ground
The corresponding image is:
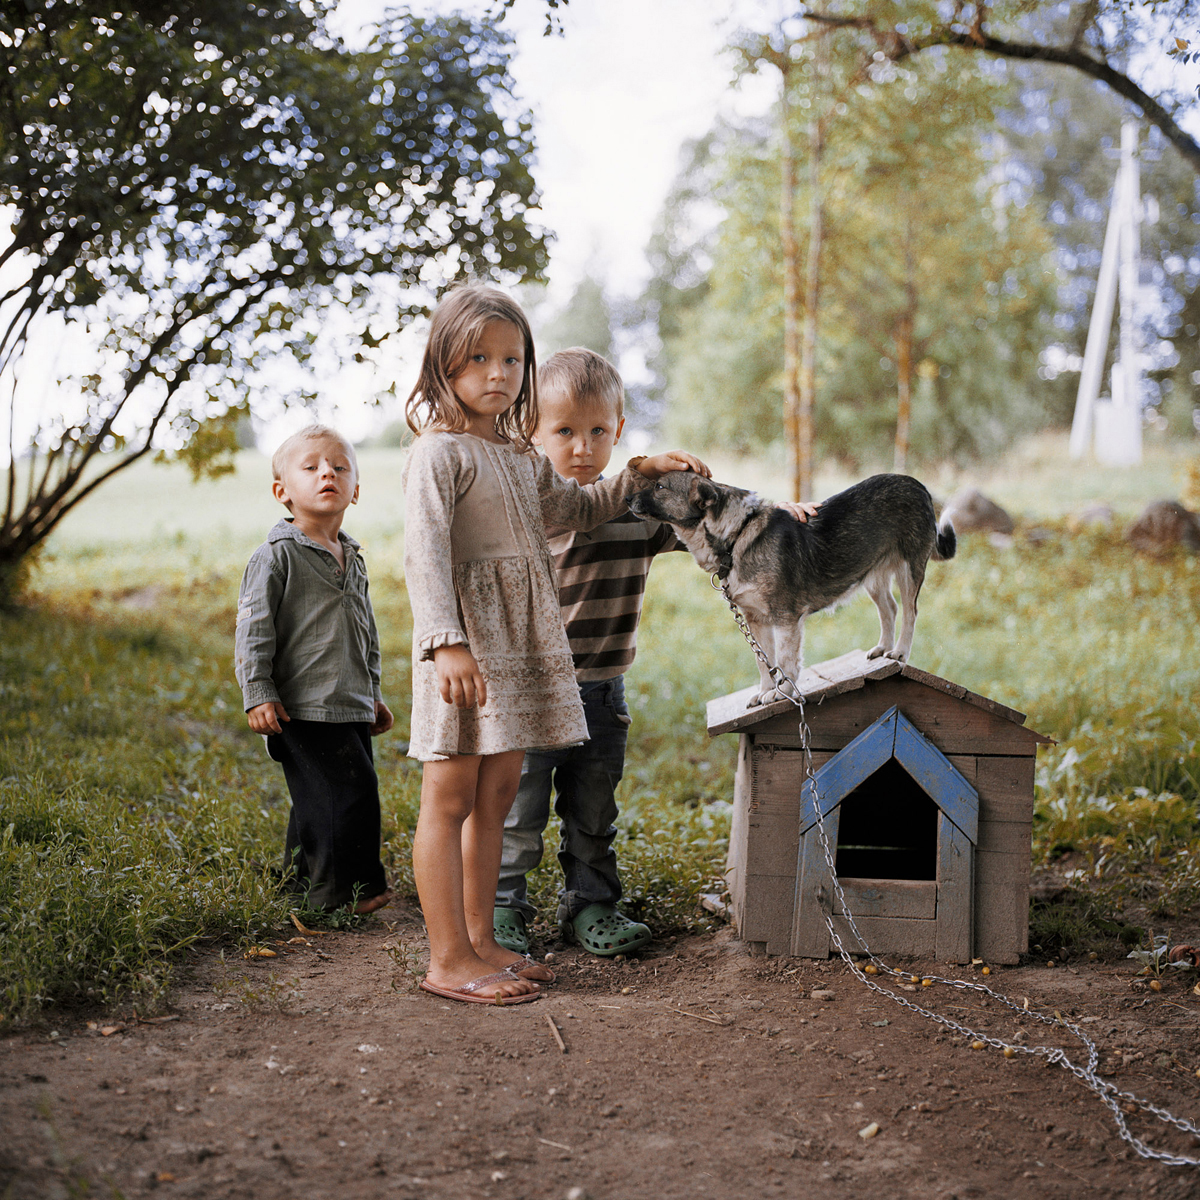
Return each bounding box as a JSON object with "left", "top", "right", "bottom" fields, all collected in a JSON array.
[{"left": 3, "top": 903, "right": 1200, "bottom": 1200}]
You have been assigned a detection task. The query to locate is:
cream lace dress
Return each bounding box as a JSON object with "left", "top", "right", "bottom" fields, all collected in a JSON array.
[{"left": 403, "top": 431, "right": 649, "bottom": 761}]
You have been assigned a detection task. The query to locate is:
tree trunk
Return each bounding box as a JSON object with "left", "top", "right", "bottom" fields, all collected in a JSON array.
[
  {"left": 779, "top": 63, "right": 804, "bottom": 503},
  {"left": 893, "top": 318, "right": 913, "bottom": 474},
  {"left": 893, "top": 225, "right": 917, "bottom": 474},
  {"left": 796, "top": 44, "right": 825, "bottom": 503}
]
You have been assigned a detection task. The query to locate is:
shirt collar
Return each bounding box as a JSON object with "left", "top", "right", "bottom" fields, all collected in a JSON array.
[{"left": 268, "top": 517, "right": 361, "bottom": 554}]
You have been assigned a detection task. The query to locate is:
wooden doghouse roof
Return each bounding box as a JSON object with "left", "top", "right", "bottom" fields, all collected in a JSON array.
[{"left": 706, "top": 648, "right": 1053, "bottom": 746}]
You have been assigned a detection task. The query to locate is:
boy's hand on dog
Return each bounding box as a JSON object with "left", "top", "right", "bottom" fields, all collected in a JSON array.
[
  {"left": 636, "top": 451, "right": 711, "bottom": 480},
  {"left": 369, "top": 700, "right": 395, "bottom": 736},
  {"left": 433, "top": 644, "right": 487, "bottom": 708},
  {"left": 778, "top": 500, "right": 821, "bottom": 523},
  {"left": 247, "top": 701, "right": 290, "bottom": 735}
]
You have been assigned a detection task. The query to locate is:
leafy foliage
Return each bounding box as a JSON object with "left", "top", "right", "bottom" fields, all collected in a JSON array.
[{"left": 0, "top": 1, "right": 546, "bottom": 593}]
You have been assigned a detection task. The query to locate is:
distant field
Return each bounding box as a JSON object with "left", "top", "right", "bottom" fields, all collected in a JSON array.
[{"left": 44, "top": 430, "right": 1196, "bottom": 556}]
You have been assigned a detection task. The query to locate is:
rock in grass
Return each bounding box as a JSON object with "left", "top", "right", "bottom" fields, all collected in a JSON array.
[
  {"left": 941, "top": 488, "right": 1014, "bottom": 535},
  {"left": 1126, "top": 499, "right": 1200, "bottom": 554}
]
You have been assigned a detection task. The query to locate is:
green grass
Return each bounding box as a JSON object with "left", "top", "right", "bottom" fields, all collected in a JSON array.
[{"left": 2, "top": 436, "right": 1199, "bottom": 1020}]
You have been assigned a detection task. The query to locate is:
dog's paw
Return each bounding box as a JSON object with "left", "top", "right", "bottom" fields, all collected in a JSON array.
[
  {"left": 866, "top": 645, "right": 887, "bottom": 660},
  {"left": 885, "top": 648, "right": 908, "bottom": 662}
]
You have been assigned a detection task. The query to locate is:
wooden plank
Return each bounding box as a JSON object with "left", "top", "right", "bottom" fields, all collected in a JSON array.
[
  {"left": 741, "top": 746, "right": 834, "bottom": 878},
  {"left": 834, "top": 878, "right": 936, "bottom": 919},
  {"left": 947, "top": 755, "right": 1038, "bottom": 825},
  {"left": 976, "top": 819, "right": 1033, "bottom": 856},
  {"left": 935, "top": 816, "right": 974, "bottom": 963},
  {"left": 828, "top": 914, "right": 935, "bottom": 958},
  {"left": 893, "top": 711, "right": 979, "bottom": 843},
  {"left": 799, "top": 677, "right": 1047, "bottom": 756},
  {"left": 899, "top": 662, "right": 1035, "bottom": 728},
  {"left": 799, "top": 710, "right": 898, "bottom": 833},
  {"left": 975, "top": 756, "right": 1037, "bottom": 823},
  {"left": 725, "top": 735, "right": 752, "bottom": 929},
  {"left": 974, "top": 849, "right": 1030, "bottom": 964},
  {"left": 705, "top": 650, "right": 901, "bottom": 735},
  {"left": 791, "top": 812, "right": 841, "bottom": 957},
  {"left": 738, "top": 874, "right": 797, "bottom": 950}
]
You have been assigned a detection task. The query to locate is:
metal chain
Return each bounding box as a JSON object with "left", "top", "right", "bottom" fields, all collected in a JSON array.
[{"left": 714, "top": 576, "right": 1200, "bottom": 1167}]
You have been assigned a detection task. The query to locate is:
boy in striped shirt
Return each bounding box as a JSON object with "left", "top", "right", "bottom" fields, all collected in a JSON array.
[{"left": 492, "top": 348, "right": 686, "bottom": 958}]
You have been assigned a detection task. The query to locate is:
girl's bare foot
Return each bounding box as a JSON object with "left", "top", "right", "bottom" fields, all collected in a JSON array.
[{"left": 427, "top": 952, "right": 540, "bottom": 1000}]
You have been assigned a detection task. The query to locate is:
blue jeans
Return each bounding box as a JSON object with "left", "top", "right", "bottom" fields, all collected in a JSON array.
[{"left": 496, "top": 677, "right": 631, "bottom": 925}]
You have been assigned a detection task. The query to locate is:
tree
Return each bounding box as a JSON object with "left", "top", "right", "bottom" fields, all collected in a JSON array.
[
  {"left": 801, "top": 1, "right": 1200, "bottom": 174},
  {"left": 650, "top": 43, "right": 1056, "bottom": 467},
  {"left": 0, "top": 2, "right": 546, "bottom": 598}
]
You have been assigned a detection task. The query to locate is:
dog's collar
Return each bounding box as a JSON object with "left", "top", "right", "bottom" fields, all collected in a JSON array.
[{"left": 705, "top": 509, "right": 761, "bottom": 580}]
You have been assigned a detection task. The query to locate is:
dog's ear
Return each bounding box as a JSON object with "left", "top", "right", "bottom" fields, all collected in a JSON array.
[{"left": 688, "top": 474, "right": 720, "bottom": 513}]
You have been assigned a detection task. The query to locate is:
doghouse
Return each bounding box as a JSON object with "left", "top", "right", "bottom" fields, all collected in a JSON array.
[{"left": 706, "top": 650, "right": 1052, "bottom": 964}]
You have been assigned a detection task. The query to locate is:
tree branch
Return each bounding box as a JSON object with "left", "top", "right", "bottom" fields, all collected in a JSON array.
[{"left": 800, "top": 8, "right": 1200, "bottom": 174}]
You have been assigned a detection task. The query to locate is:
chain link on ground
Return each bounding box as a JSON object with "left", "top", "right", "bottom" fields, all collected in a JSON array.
[{"left": 714, "top": 575, "right": 1200, "bottom": 1168}]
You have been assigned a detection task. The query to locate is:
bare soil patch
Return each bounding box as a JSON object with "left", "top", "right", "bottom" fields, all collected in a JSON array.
[{"left": 3, "top": 906, "right": 1199, "bottom": 1200}]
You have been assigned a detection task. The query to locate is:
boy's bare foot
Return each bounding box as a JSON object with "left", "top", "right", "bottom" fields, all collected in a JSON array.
[{"left": 352, "top": 889, "right": 392, "bottom": 915}]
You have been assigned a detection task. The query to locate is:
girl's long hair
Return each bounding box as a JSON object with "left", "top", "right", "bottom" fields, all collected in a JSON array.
[{"left": 405, "top": 284, "right": 538, "bottom": 446}]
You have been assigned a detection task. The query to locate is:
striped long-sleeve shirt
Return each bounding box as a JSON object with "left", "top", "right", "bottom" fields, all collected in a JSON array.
[{"left": 548, "top": 511, "right": 684, "bottom": 683}]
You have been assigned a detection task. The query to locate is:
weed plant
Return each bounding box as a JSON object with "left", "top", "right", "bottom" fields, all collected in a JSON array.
[{"left": 2, "top": 448, "right": 1198, "bottom": 1019}]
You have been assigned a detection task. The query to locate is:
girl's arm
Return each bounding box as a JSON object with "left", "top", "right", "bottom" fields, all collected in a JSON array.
[
  {"left": 403, "top": 435, "right": 472, "bottom": 661},
  {"left": 534, "top": 452, "right": 710, "bottom": 533}
]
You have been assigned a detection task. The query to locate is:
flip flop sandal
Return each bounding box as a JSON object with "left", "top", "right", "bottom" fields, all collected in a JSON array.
[
  {"left": 493, "top": 906, "right": 530, "bottom": 955},
  {"left": 567, "top": 904, "right": 651, "bottom": 957},
  {"left": 419, "top": 971, "right": 541, "bottom": 1006}
]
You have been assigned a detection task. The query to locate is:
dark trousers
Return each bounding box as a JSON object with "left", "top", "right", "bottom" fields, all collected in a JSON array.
[
  {"left": 267, "top": 719, "right": 386, "bottom": 910},
  {"left": 496, "top": 676, "right": 630, "bottom": 924}
]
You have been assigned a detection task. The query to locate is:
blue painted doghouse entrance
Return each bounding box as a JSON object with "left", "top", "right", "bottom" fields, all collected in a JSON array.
[
  {"left": 794, "top": 705, "right": 978, "bottom": 961},
  {"left": 707, "top": 650, "right": 1053, "bottom": 963}
]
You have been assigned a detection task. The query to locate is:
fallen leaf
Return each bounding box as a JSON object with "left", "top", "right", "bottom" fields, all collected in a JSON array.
[
  {"left": 287, "top": 937, "right": 310, "bottom": 946},
  {"left": 289, "top": 913, "right": 326, "bottom": 936},
  {"left": 100, "top": 1025, "right": 125, "bottom": 1037},
  {"left": 156, "top": 1172, "right": 176, "bottom": 1183}
]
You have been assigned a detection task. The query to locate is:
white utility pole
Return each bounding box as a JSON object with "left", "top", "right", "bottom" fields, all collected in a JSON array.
[{"left": 1069, "top": 121, "right": 1144, "bottom": 465}]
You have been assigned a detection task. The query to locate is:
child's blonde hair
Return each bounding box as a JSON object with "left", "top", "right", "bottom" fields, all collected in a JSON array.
[
  {"left": 271, "top": 424, "right": 358, "bottom": 482},
  {"left": 404, "top": 284, "right": 538, "bottom": 445},
  {"left": 539, "top": 348, "right": 624, "bottom": 419}
]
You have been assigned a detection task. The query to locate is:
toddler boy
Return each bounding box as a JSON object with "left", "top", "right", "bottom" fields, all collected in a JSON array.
[
  {"left": 235, "top": 425, "right": 393, "bottom": 914},
  {"left": 493, "top": 349, "right": 684, "bottom": 957}
]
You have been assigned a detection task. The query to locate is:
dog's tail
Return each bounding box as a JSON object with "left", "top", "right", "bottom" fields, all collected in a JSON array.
[{"left": 933, "top": 513, "right": 956, "bottom": 561}]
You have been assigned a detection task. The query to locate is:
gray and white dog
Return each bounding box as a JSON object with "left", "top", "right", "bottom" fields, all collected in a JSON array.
[{"left": 628, "top": 472, "right": 956, "bottom": 705}]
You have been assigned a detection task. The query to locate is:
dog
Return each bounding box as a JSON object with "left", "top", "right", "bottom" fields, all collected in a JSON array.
[{"left": 628, "top": 472, "right": 956, "bottom": 705}]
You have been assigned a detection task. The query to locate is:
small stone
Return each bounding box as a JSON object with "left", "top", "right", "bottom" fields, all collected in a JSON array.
[
  {"left": 858, "top": 1122, "right": 880, "bottom": 1140},
  {"left": 810, "top": 989, "right": 835, "bottom": 1002},
  {"left": 544, "top": 952, "right": 555, "bottom": 964},
  {"left": 748, "top": 1000, "right": 765, "bottom": 1010}
]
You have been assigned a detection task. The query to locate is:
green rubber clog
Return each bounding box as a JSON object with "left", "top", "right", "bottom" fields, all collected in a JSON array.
[
  {"left": 493, "top": 906, "right": 530, "bottom": 955},
  {"left": 567, "top": 903, "right": 651, "bottom": 957}
]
